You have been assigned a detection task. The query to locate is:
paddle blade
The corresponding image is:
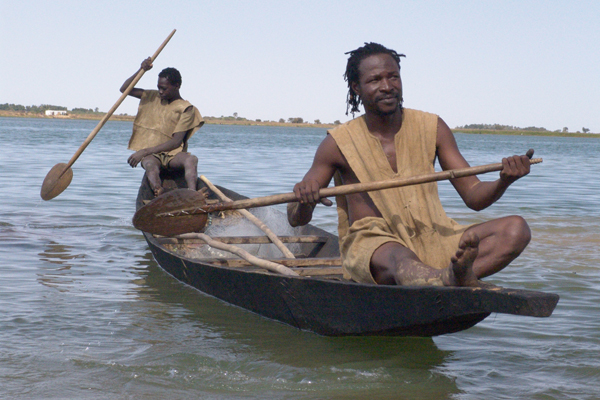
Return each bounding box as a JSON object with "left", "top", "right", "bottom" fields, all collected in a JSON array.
[
  {"left": 40, "top": 163, "right": 74, "bottom": 200},
  {"left": 132, "top": 189, "right": 208, "bottom": 236}
]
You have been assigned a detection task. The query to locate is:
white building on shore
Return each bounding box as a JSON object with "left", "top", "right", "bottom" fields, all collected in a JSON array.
[{"left": 45, "top": 110, "right": 67, "bottom": 116}]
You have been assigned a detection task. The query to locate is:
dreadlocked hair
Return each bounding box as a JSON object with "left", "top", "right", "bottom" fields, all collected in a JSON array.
[
  {"left": 343, "top": 42, "right": 405, "bottom": 116},
  {"left": 158, "top": 67, "right": 182, "bottom": 87}
]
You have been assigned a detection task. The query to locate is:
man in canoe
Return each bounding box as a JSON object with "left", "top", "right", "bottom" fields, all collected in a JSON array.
[
  {"left": 121, "top": 57, "right": 204, "bottom": 197},
  {"left": 288, "top": 42, "right": 532, "bottom": 287}
]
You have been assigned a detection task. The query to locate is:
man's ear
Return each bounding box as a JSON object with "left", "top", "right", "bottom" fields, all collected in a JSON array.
[
  {"left": 351, "top": 81, "right": 360, "bottom": 97},
  {"left": 350, "top": 82, "right": 360, "bottom": 99}
]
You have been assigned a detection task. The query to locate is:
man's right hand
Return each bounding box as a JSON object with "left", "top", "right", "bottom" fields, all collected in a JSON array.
[
  {"left": 293, "top": 179, "right": 333, "bottom": 207},
  {"left": 128, "top": 150, "right": 148, "bottom": 168}
]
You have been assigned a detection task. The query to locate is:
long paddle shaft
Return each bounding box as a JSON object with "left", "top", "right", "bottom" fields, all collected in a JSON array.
[
  {"left": 40, "top": 29, "right": 177, "bottom": 200},
  {"left": 161, "top": 158, "right": 543, "bottom": 218}
]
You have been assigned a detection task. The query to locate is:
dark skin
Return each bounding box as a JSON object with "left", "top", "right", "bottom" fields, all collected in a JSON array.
[
  {"left": 288, "top": 53, "right": 532, "bottom": 287},
  {"left": 121, "top": 57, "right": 198, "bottom": 195}
]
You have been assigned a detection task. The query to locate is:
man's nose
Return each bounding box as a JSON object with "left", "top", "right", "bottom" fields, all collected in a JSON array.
[{"left": 380, "top": 78, "right": 392, "bottom": 91}]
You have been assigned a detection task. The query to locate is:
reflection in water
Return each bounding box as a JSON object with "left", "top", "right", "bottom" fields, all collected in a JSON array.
[
  {"left": 37, "top": 241, "right": 82, "bottom": 292},
  {"left": 124, "top": 250, "right": 460, "bottom": 398}
]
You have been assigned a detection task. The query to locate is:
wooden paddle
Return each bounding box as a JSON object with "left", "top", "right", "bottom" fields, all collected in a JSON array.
[
  {"left": 133, "top": 154, "right": 542, "bottom": 236},
  {"left": 40, "top": 29, "right": 177, "bottom": 201}
]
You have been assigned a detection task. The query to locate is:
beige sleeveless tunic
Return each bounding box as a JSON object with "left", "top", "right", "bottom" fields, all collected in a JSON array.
[
  {"left": 329, "top": 109, "right": 468, "bottom": 283},
  {"left": 128, "top": 90, "right": 204, "bottom": 156}
]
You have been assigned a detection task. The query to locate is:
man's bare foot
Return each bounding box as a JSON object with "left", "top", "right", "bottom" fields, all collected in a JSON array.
[
  {"left": 154, "top": 187, "right": 165, "bottom": 198},
  {"left": 443, "top": 232, "right": 481, "bottom": 287}
]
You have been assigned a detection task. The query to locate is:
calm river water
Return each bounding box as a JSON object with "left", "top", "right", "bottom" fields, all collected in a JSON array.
[{"left": 1, "top": 117, "right": 600, "bottom": 399}]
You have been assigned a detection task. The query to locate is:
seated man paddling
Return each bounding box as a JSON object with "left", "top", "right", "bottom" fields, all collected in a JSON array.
[
  {"left": 287, "top": 42, "right": 532, "bottom": 287},
  {"left": 121, "top": 57, "right": 204, "bottom": 197}
]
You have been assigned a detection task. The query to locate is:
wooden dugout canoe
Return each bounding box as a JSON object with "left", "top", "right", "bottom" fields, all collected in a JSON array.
[{"left": 136, "top": 169, "right": 559, "bottom": 337}]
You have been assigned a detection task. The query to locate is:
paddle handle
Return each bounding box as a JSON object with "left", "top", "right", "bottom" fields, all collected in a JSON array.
[
  {"left": 62, "top": 29, "right": 177, "bottom": 171},
  {"left": 193, "top": 158, "right": 543, "bottom": 214}
]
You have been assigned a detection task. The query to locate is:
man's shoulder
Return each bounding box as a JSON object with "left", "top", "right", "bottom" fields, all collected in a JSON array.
[
  {"left": 142, "top": 89, "right": 159, "bottom": 97},
  {"left": 403, "top": 108, "right": 438, "bottom": 119},
  {"left": 140, "top": 90, "right": 160, "bottom": 103},
  {"left": 172, "top": 98, "right": 195, "bottom": 112},
  {"left": 328, "top": 115, "right": 365, "bottom": 136}
]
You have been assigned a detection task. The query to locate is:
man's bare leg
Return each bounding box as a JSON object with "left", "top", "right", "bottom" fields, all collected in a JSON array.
[
  {"left": 141, "top": 156, "right": 164, "bottom": 197},
  {"left": 370, "top": 231, "right": 481, "bottom": 287},
  {"left": 465, "top": 215, "right": 531, "bottom": 278},
  {"left": 169, "top": 152, "right": 199, "bottom": 191}
]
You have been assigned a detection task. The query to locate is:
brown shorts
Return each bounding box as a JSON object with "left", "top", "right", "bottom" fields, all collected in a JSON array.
[
  {"left": 152, "top": 152, "right": 177, "bottom": 168},
  {"left": 340, "top": 217, "right": 407, "bottom": 284},
  {"left": 340, "top": 216, "right": 466, "bottom": 284}
]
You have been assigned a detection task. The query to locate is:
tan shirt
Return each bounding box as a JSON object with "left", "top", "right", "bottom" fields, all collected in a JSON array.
[
  {"left": 128, "top": 90, "right": 204, "bottom": 156},
  {"left": 329, "top": 109, "right": 468, "bottom": 269}
]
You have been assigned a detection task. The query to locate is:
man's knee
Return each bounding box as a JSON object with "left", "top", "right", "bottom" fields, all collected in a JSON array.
[
  {"left": 141, "top": 157, "right": 160, "bottom": 173},
  {"left": 178, "top": 154, "right": 198, "bottom": 171},
  {"left": 185, "top": 154, "right": 198, "bottom": 168},
  {"left": 504, "top": 215, "right": 531, "bottom": 252}
]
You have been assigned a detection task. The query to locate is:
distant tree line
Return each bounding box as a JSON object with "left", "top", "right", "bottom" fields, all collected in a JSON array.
[
  {"left": 205, "top": 112, "right": 342, "bottom": 126},
  {"left": 1, "top": 103, "right": 67, "bottom": 113},
  {"left": 0, "top": 103, "right": 102, "bottom": 114},
  {"left": 456, "top": 123, "right": 594, "bottom": 134},
  {"left": 455, "top": 123, "right": 549, "bottom": 132},
  {"left": 3, "top": 104, "right": 347, "bottom": 126}
]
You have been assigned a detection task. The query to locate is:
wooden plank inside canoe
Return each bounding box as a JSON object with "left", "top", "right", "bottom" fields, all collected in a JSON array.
[
  {"left": 295, "top": 267, "right": 344, "bottom": 277},
  {"left": 155, "top": 235, "right": 330, "bottom": 245},
  {"left": 200, "top": 257, "right": 342, "bottom": 268}
]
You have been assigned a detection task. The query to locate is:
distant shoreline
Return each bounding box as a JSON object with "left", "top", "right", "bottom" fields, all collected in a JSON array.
[
  {"left": 452, "top": 128, "right": 599, "bottom": 138},
  {"left": 1, "top": 110, "right": 597, "bottom": 138},
  {"left": 0, "top": 110, "right": 337, "bottom": 129}
]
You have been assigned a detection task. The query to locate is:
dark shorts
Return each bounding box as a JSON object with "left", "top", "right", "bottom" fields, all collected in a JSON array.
[{"left": 151, "top": 152, "right": 178, "bottom": 168}]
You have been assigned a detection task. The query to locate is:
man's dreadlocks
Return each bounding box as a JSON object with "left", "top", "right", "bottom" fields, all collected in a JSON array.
[{"left": 344, "top": 42, "right": 405, "bottom": 116}]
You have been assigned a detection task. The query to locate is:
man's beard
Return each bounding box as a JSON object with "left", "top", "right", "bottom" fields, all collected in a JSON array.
[{"left": 370, "top": 97, "right": 403, "bottom": 116}]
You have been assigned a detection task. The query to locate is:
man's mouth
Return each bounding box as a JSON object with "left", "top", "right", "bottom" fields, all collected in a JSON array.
[{"left": 378, "top": 95, "right": 398, "bottom": 104}]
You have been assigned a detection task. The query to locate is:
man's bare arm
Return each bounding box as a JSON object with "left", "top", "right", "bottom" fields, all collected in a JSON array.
[
  {"left": 436, "top": 117, "right": 531, "bottom": 211},
  {"left": 287, "top": 135, "right": 341, "bottom": 226},
  {"left": 120, "top": 57, "right": 153, "bottom": 99}
]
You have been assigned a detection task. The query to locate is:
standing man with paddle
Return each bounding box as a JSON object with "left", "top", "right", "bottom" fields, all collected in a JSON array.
[
  {"left": 288, "top": 42, "right": 533, "bottom": 287},
  {"left": 121, "top": 57, "right": 204, "bottom": 197}
]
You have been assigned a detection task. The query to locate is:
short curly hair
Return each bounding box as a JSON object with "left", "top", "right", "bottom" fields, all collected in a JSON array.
[
  {"left": 158, "top": 67, "right": 182, "bottom": 87},
  {"left": 344, "top": 42, "right": 405, "bottom": 116}
]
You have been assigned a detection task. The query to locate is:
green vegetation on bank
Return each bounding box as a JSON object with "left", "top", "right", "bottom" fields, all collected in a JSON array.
[
  {"left": 201, "top": 112, "right": 341, "bottom": 128},
  {"left": 1, "top": 103, "right": 597, "bottom": 136},
  {"left": 453, "top": 128, "right": 598, "bottom": 138},
  {"left": 0, "top": 103, "right": 133, "bottom": 121},
  {"left": 0, "top": 103, "right": 107, "bottom": 116},
  {"left": 455, "top": 123, "right": 596, "bottom": 136}
]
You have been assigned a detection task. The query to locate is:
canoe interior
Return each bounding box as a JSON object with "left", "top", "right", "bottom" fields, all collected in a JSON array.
[{"left": 136, "top": 169, "right": 559, "bottom": 337}]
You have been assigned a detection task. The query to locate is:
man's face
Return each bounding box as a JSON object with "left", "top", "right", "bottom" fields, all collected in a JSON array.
[
  {"left": 352, "top": 53, "right": 403, "bottom": 116},
  {"left": 157, "top": 77, "right": 180, "bottom": 102}
]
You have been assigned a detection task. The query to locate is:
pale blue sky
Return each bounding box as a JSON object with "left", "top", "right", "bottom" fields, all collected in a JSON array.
[{"left": 2, "top": 0, "right": 598, "bottom": 132}]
